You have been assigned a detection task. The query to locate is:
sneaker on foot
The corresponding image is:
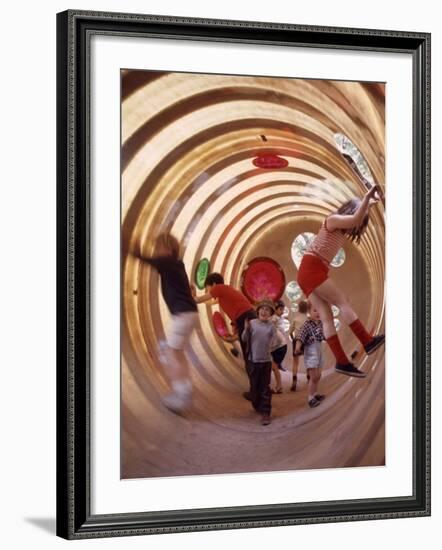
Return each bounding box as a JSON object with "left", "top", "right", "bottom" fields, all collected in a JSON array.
[
  {"left": 277, "top": 365, "right": 287, "bottom": 372},
  {"left": 364, "top": 334, "right": 385, "bottom": 355},
  {"left": 230, "top": 348, "right": 240, "bottom": 357},
  {"left": 335, "top": 363, "right": 366, "bottom": 378},
  {"left": 261, "top": 414, "right": 271, "bottom": 425},
  {"left": 242, "top": 391, "right": 252, "bottom": 401},
  {"left": 290, "top": 384, "right": 297, "bottom": 392},
  {"left": 315, "top": 394, "right": 326, "bottom": 401},
  {"left": 271, "top": 387, "right": 283, "bottom": 394},
  {"left": 308, "top": 397, "right": 320, "bottom": 408}
]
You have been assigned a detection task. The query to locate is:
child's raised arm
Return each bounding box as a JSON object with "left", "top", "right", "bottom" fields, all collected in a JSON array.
[
  {"left": 327, "top": 186, "right": 380, "bottom": 231},
  {"left": 194, "top": 292, "right": 214, "bottom": 304},
  {"left": 132, "top": 240, "right": 159, "bottom": 264},
  {"left": 294, "top": 340, "right": 303, "bottom": 354},
  {"left": 133, "top": 248, "right": 161, "bottom": 267}
]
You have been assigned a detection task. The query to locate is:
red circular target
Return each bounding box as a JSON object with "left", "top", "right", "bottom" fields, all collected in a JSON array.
[
  {"left": 253, "top": 154, "right": 288, "bottom": 169},
  {"left": 241, "top": 257, "right": 286, "bottom": 304},
  {"left": 212, "top": 311, "right": 229, "bottom": 339}
]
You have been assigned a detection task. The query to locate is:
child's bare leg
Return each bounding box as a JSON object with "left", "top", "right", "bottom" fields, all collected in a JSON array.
[
  {"left": 307, "top": 368, "right": 319, "bottom": 399},
  {"left": 310, "top": 288, "right": 370, "bottom": 378},
  {"left": 309, "top": 291, "right": 353, "bottom": 368},
  {"left": 163, "top": 346, "right": 190, "bottom": 382},
  {"left": 314, "top": 278, "right": 358, "bottom": 325},
  {"left": 291, "top": 355, "right": 299, "bottom": 390},
  {"left": 162, "top": 346, "right": 192, "bottom": 411},
  {"left": 308, "top": 293, "right": 335, "bottom": 338},
  {"left": 314, "top": 278, "right": 380, "bottom": 350},
  {"left": 271, "top": 363, "right": 282, "bottom": 392},
  {"left": 307, "top": 368, "right": 323, "bottom": 407},
  {"left": 307, "top": 369, "right": 319, "bottom": 401}
]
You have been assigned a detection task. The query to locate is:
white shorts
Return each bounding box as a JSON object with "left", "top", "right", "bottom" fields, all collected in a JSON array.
[
  {"left": 304, "top": 341, "right": 324, "bottom": 370},
  {"left": 167, "top": 311, "right": 199, "bottom": 350}
]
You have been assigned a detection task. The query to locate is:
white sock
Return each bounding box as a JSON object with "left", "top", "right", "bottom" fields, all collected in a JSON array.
[{"left": 172, "top": 379, "right": 192, "bottom": 396}]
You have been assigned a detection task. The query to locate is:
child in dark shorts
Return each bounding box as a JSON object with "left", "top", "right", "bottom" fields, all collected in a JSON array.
[
  {"left": 135, "top": 233, "right": 198, "bottom": 414},
  {"left": 270, "top": 300, "right": 288, "bottom": 393}
]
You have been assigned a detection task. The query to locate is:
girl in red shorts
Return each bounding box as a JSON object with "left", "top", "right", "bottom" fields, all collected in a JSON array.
[{"left": 297, "top": 185, "right": 384, "bottom": 377}]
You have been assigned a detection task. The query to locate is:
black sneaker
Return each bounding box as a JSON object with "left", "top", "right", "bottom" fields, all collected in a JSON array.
[
  {"left": 242, "top": 391, "right": 252, "bottom": 401},
  {"left": 261, "top": 414, "right": 272, "bottom": 426},
  {"left": 335, "top": 363, "right": 366, "bottom": 378},
  {"left": 364, "top": 334, "right": 385, "bottom": 355},
  {"left": 315, "top": 394, "right": 326, "bottom": 402},
  {"left": 277, "top": 365, "right": 287, "bottom": 372},
  {"left": 308, "top": 397, "right": 320, "bottom": 408}
]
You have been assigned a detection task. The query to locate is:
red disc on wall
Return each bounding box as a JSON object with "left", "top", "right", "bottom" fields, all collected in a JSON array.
[
  {"left": 252, "top": 154, "right": 288, "bottom": 169},
  {"left": 241, "top": 257, "right": 286, "bottom": 304},
  {"left": 212, "top": 311, "right": 229, "bottom": 339}
]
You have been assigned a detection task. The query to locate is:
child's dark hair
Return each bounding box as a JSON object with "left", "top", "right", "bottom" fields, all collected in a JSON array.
[
  {"left": 205, "top": 272, "right": 224, "bottom": 286},
  {"left": 156, "top": 233, "right": 181, "bottom": 259},
  {"left": 336, "top": 198, "right": 369, "bottom": 244},
  {"left": 298, "top": 300, "right": 309, "bottom": 314}
]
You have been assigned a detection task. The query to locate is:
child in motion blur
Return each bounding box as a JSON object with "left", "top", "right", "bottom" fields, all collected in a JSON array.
[
  {"left": 297, "top": 185, "right": 385, "bottom": 377},
  {"left": 270, "top": 300, "right": 288, "bottom": 393},
  {"left": 289, "top": 299, "right": 309, "bottom": 391},
  {"left": 242, "top": 300, "right": 277, "bottom": 425},
  {"left": 135, "top": 233, "right": 198, "bottom": 414},
  {"left": 294, "top": 303, "right": 326, "bottom": 408}
]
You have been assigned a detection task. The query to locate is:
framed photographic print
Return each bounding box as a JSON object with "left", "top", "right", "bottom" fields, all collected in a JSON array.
[{"left": 56, "top": 9, "right": 431, "bottom": 539}]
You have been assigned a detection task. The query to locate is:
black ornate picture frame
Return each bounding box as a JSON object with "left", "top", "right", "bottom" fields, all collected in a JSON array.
[{"left": 56, "top": 9, "right": 431, "bottom": 540}]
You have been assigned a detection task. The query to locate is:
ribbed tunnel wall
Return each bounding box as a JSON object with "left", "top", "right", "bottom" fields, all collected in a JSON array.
[{"left": 121, "top": 71, "right": 385, "bottom": 479}]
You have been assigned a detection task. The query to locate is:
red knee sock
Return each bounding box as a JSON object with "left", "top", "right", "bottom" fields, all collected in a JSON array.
[
  {"left": 326, "top": 335, "right": 350, "bottom": 364},
  {"left": 349, "top": 319, "right": 372, "bottom": 346}
]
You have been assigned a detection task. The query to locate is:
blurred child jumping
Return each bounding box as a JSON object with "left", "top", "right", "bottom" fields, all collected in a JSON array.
[
  {"left": 297, "top": 185, "right": 385, "bottom": 378},
  {"left": 242, "top": 299, "right": 277, "bottom": 425},
  {"left": 135, "top": 233, "right": 198, "bottom": 414},
  {"left": 294, "top": 303, "right": 326, "bottom": 408}
]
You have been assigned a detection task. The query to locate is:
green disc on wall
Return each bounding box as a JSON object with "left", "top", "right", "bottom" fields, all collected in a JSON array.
[{"left": 195, "top": 258, "right": 210, "bottom": 290}]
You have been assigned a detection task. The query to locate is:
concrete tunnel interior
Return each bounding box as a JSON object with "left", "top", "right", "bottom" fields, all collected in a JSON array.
[{"left": 121, "top": 71, "right": 385, "bottom": 479}]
